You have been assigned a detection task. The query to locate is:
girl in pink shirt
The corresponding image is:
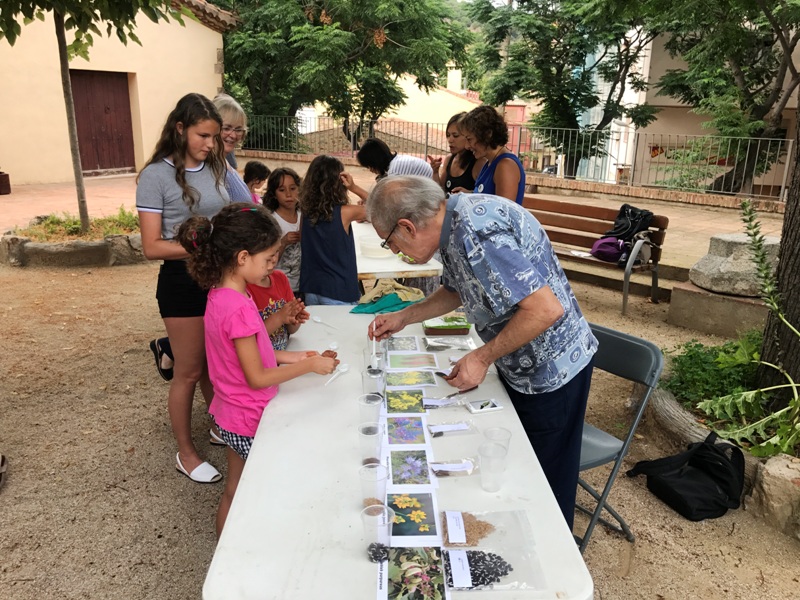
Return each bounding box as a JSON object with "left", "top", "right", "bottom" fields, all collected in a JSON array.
[{"left": 177, "top": 202, "right": 338, "bottom": 536}]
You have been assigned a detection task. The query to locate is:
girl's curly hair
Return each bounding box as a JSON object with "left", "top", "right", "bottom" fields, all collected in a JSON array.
[
  {"left": 176, "top": 202, "right": 281, "bottom": 289},
  {"left": 263, "top": 167, "right": 302, "bottom": 211},
  {"left": 459, "top": 105, "right": 509, "bottom": 149},
  {"left": 298, "top": 155, "right": 348, "bottom": 225}
]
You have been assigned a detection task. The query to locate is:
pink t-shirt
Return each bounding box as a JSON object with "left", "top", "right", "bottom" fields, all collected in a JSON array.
[{"left": 205, "top": 287, "right": 278, "bottom": 437}]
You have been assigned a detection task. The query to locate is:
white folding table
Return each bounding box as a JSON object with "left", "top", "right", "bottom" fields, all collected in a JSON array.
[{"left": 204, "top": 306, "right": 593, "bottom": 600}]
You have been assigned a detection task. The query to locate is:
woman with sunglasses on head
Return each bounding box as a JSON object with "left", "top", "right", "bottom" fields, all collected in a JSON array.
[
  {"left": 137, "top": 93, "right": 230, "bottom": 484},
  {"left": 213, "top": 94, "right": 253, "bottom": 203}
]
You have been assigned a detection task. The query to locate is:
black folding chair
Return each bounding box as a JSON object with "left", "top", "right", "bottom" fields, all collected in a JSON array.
[{"left": 575, "top": 323, "right": 664, "bottom": 553}]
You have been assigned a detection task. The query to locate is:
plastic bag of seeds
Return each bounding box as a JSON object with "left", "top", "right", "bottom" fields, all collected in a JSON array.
[
  {"left": 429, "top": 457, "right": 477, "bottom": 477},
  {"left": 427, "top": 420, "right": 478, "bottom": 438},
  {"left": 439, "top": 510, "right": 547, "bottom": 591}
]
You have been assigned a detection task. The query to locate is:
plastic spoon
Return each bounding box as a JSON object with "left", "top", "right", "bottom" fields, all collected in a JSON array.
[
  {"left": 312, "top": 315, "right": 338, "bottom": 330},
  {"left": 324, "top": 363, "right": 350, "bottom": 386}
]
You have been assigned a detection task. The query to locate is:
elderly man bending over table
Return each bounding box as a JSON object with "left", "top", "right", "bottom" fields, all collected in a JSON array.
[{"left": 368, "top": 175, "right": 598, "bottom": 531}]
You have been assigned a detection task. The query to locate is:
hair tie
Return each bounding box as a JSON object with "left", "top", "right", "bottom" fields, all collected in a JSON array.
[
  {"left": 191, "top": 231, "right": 198, "bottom": 249},
  {"left": 239, "top": 207, "right": 258, "bottom": 213}
]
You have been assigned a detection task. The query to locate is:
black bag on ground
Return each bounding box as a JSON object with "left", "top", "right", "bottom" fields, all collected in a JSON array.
[
  {"left": 605, "top": 204, "right": 654, "bottom": 242},
  {"left": 626, "top": 432, "right": 745, "bottom": 521}
]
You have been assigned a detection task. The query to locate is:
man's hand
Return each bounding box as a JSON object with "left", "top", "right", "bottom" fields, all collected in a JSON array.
[
  {"left": 370, "top": 312, "right": 407, "bottom": 340},
  {"left": 446, "top": 351, "right": 491, "bottom": 391}
]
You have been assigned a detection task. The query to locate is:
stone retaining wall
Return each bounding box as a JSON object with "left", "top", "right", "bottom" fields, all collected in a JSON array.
[{"left": 0, "top": 233, "right": 145, "bottom": 267}]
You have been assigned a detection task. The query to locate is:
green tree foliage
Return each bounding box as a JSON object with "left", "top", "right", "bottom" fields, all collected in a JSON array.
[
  {"left": 651, "top": 0, "right": 800, "bottom": 193},
  {"left": 0, "top": 0, "right": 180, "bottom": 231},
  {"left": 223, "top": 0, "right": 470, "bottom": 132},
  {"left": 467, "top": 0, "right": 658, "bottom": 132}
]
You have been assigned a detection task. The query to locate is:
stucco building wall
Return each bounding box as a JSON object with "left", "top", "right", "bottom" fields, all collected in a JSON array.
[{"left": 0, "top": 13, "right": 223, "bottom": 184}]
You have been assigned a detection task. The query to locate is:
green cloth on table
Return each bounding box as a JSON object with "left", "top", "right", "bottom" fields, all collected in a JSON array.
[{"left": 350, "top": 293, "right": 418, "bottom": 314}]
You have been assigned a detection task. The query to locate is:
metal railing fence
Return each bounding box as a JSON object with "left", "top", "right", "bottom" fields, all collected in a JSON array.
[{"left": 242, "top": 115, "right": 793, "bottom": 199}]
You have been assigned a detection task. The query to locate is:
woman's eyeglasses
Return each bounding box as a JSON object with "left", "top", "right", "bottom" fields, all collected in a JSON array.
[{"left": 222, "top": 125, "right": 248, "bottom": 136}]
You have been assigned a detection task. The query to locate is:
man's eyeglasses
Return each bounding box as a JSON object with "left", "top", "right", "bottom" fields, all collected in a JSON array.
[
  {"left": 222, "top": 125, "right": 248, "bottom": 136},
  {"left": 380, "top": 222, "right": 399, "bottom": 250}
]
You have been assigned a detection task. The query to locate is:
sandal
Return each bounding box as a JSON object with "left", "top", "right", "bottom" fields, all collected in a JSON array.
[
  {"left": 0, "top": 455, "right": 7, "bottom": 492},
  {"left": 149, "top": 338, "right": 174, "bottom": 382},
  {"left": 175, "top": 453, "right": 222, "bottom": 484},
  {"left": 209, "top": 428, "right": 226, "bottom": 446}
]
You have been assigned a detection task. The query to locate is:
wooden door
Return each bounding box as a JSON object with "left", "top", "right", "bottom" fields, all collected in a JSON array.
[{"left": 69, "top": 70, "right": 135, "bottom": 173}]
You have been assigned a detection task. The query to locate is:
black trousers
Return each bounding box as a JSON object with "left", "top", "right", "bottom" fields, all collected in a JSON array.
[{"left": 501, "top": 359, "right": 594, "bottom": 531}]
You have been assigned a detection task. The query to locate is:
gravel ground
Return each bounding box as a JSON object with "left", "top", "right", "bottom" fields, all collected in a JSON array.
[{"left": 1, "top": 263, "right": 798, "bottom": 599}]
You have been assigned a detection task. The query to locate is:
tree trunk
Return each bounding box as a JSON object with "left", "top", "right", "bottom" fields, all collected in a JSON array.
[
  {"left": 758, "top": 105, "right": 800, "bottom": 404},
  {"left": 54, "top": 12, "right": 90, "bottom": 233}
]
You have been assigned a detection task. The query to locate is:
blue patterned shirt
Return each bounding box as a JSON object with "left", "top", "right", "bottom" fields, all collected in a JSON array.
[{"left": 438, "top": 194, "right": 597, "bottom": 394}]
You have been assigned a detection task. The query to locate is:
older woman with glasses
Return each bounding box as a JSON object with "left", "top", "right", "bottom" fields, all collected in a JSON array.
[{"left": 213, "top": 94, "right": 254, "bottom": 203}]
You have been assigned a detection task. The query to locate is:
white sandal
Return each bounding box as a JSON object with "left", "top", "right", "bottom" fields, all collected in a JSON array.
[
  {"left": 175, "top": 453, "right": 222, "bottom": 483},
  {"left": 209, "top": 428, "right": 226, "bottom": 446}
]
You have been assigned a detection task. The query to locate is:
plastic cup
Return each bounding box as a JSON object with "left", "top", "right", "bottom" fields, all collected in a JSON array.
[
  {"left": 358, "top": 421, "right": 383, "bottom": 466},
  {"left": 484, "top": 426, "right": 512, "bottom": 451},
  {"left": 362, "top": 367, "right": 386, "bottom": 397},
  {"left": 358, "top": 393, "right": 384, "bottom": 423},
  {"left": 360, "top": 504, "right": 395, "bottom": 547},
  {"left": 478, "top": 442, "right": 508, "bottom": 493},
  {"left": 359, "top": 463, "right": 388, "bottom": 508},
  {"left": 363, "top": 347, "right": 386, "bottom": 371}
]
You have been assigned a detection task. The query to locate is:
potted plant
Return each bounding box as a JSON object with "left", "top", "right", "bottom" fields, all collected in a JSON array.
[{"left": 0, "top": 167, "right": 10, "bottom": 195}]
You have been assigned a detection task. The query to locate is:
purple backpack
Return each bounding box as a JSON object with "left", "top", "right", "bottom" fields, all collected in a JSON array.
[{"left": 590, "top": 237, "right": 625, "bottom": 262}]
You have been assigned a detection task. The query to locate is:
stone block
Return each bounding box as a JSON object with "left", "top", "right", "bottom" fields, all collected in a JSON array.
[
  {"left": 0, "top": 234, "right": 30, "bottom": 266},
  {"left": 106, "top": 234, "right": 145, "bottom": 266},
  {"left": 668, "top": 280, "right": 768, "bottom": 337},
  {"left": 24, "top": 240, "right": 109, "bottom": 267},
  {"left": 745, "top": 454, "right": 800, "bottom": 541},
  {"left": 689, "top": 233, "right": 779, "bottom": 296}
]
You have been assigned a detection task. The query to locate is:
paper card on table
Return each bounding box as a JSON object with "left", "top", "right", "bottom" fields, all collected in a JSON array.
[
  {"left": 386, "top": 548, "right": 446, "bottom": 600},
  {"left": 386, "top": 389, "right": 425, "bottom": 414},
  {"left": 386, "top": 415, "right": 429, "bottom": 446},
  {"left": 386, "top": 370, "right": 437, "bottom": 388},
  {"left": 447, "top": 550, "right": 473, "bottom": 589},
  {"left": 431, "top": 461, "right": 473, "bottom": 472},
  {"left": 388, "top": 336, "right": 419, "bottom": 352},
  {"left": 387, "top": 352, "right": 439, "bottom": 370},
  {"left": 444, "top": 511, "right": 467, "bottom": 544},
  {"left": 387, "top": 493, "right": 442, "bottom": 546},
  {"left": 389, "top": 450, "right": 431, "bottom": 486}
]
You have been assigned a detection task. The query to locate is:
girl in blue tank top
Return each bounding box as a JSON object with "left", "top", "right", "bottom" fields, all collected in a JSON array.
[
  {"left": 298, "top": 155, "right": 367, "bottom": 305},
  {"left": 460, "top": 106, "right": 527, "bottom": 204}
]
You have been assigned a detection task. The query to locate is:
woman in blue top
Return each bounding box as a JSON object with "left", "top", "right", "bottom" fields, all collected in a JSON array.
[{"left": 458, "top": 105, "right": 526, "bottom": 204}]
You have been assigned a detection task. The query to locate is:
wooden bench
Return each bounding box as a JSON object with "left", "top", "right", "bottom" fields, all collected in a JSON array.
[{"left": 521, "top": 195, "right": 669, "bottom": 315}]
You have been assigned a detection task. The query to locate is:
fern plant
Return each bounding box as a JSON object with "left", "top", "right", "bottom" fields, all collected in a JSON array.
[{"left": 696, "top": 200, "right": 800, "bottom": 457}]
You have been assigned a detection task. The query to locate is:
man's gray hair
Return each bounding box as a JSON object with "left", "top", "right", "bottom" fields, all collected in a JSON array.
[{"left": 366, "top": 175, "right": 445, "bottom": 231}]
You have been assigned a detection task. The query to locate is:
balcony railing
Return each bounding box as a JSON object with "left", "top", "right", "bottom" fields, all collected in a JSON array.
[{"left": 243, "top": 115, "right": 793, "bottom": 200}]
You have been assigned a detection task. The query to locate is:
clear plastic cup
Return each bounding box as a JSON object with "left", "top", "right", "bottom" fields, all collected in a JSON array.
[
  {"left": 363, "top": 347, "right": 386, "bottom": 371},
  {"left": 361, "top": 367, "right": 386, "bottom": 397},
  {"left": 358, "top": 393, "right": 384, "bottom": 423},
  {"left": 359, "top": 463, "right": 388, "bottom": 508},
  {"left": 360, "top": 504, "right": 395, "bottom": 547},
  {"left": 358, "top": 421, "right": 383, "bottom": 466},
  {"left": 484, "top": 426, "right": 512, "bottom": 451},
  {"left": 478, "top": 442, "right": 508, "bottom": 493}
]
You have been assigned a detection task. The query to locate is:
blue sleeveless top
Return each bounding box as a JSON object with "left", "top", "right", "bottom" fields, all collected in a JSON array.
[
  {"left": 299, "top": 205, "right": 360, "bottom": 302},
  {"left": 474, "top": 152, "right": 526, "bottom": 204}
]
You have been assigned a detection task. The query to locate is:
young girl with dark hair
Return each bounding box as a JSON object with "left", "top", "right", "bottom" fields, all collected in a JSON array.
[
  {"left": 243, "top": 160, "right": 270, "bottom": 203},
  {"left": 263, "top": 167, "right": 302, "bottom": 293},
  {"left": 459, "top": 105, "right": 526, "bottom": 204},
  {"left": 298, "top": 155, "right": 366, "bottom": 305},
  {"left": 176, "top": 202, "right": 338, "bottom": 535},
  {"left": 136, "top": 93, "right": 230, "bottom": 484}
]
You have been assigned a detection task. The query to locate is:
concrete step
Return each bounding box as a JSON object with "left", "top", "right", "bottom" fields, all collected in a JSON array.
[{"left": 560, "top": 259, "right": 688, "bottom": 302}]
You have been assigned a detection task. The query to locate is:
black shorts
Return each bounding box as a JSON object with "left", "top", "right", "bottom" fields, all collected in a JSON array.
[{"left": 156, "top": 260, "right": 208, "bottom": 318}]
